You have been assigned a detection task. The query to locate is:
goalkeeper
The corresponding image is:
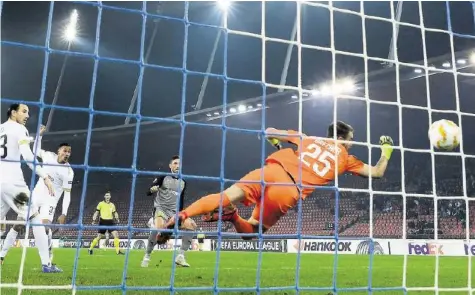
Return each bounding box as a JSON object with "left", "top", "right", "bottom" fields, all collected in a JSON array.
[{"left": 161, "top": 121, "right": 394, "bottom": 239}]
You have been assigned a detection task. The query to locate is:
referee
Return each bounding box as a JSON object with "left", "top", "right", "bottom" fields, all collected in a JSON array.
[{"left": 88, "top": 191, "right": 124, "bottom": 255}]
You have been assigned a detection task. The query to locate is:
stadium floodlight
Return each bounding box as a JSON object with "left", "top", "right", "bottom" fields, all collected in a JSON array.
[
  {"left": 46, "top": 9, "right": 79, "bottom": 131},
  {"left": 247, "top": 105, "right": 253, "bottom": 109},
  {"left": 470, "top": 53, "right": 475, "bottom": 64},
  {"left": 341, "top": 78, "right": 355, "bottom": 93},
  {"left": 217, "top": 0, "right": 231, "bottom": 11},
  {"left": 442, "top": 62, "right": 451, "bottom": 68},
  {"left": 214, "top": 112, "right": 220, "bottom": 115},
  {"left": 206, "top": 113, "right": 212, "bottom": 117},
  {"left": 229, "top": 107, "right": 237, "bottom": 113},
  {"left": 457, "top": 59, "right": 466, "bottom": 65},
  {"left": 257, "top": 103, "right": 262, "bottom": 107},
  {"left": 64, "top": 9, "right": 78, "bottom": 42},
  {"left": 311, "top": 89, "right": 320, "bottom": 96},
  {"left": 414, "top": 68, "right": 423, "bottom": 74},
  {"left": 237, "top": 105, "right": 246, "bottom": 112},
  {"left": 320, "top": 84, "right": 333, "bottom": 96}
]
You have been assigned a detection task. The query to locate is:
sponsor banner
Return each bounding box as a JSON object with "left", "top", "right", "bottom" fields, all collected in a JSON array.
[
  {"left": 211, "top": 239, "right": 286, "bottom": 252},
  {"left": 99, "top": 238, "right": 211, "bottom": 251},
  {"left": 390, "top": 239, "right": 470, "bottom": 256},
  {"left": 287, "top": 239, "right": 389, "bottom": 255},
  {"left": 14, "top": 239, "right": 60, "bottom": 248},
  {"left": 58, "top": 239, "right": 95, "bottom": 248}
]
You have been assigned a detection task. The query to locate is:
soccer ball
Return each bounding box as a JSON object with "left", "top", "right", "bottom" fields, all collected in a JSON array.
[{"left": 428, "top": 119, "right": 461, "bottom": 150}]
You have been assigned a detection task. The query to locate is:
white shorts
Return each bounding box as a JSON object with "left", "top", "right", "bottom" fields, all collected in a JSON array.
[
  {"left": 31, "top": 190, "right": 57, "bottom": 222},
  {"left": 37, "top": 203, "right": 56, "bottom": 222},
  {"left": 0, "top": 183, "right": 31, "bottom": 220}
]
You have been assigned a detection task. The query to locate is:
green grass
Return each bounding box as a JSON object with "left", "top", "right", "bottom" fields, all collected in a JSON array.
[{"left": 0, "top": 248, "right": 474, "bottom": 294}]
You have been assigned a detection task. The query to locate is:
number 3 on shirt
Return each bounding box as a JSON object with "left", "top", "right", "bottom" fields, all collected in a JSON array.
[{"left": 300, "top": 143, "right": 336, "bottom": 177}]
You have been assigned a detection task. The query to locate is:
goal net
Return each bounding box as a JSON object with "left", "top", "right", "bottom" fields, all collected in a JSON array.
[{"left": 1, "top": 1, "right": 475, "bottom": 294}]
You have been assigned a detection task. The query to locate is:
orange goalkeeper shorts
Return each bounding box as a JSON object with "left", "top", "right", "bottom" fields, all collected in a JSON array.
[{"left": 235, "top": 162, "right": 300, "bottom": 229}]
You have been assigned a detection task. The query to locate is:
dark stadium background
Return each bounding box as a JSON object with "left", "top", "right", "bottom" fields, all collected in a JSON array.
[{"left": 2, "top": 1, "right": 475, "bottom": 239}]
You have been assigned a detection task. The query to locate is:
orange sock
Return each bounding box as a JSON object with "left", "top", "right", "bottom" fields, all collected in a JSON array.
[
  {"left": 183, "top": 193, "right": 231, "bottom": 218},
  {"left": 231, "top": 215, "right": 255, "bottom": 234}
]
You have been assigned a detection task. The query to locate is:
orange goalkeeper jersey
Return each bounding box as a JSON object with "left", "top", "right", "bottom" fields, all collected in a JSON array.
[{"left": 265, "top": 129, "right": 364, "bottom": 198}]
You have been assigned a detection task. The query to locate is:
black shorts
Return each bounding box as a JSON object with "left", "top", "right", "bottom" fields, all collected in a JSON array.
[
  {"left": 98, "top": 218, "right": 116, "bottom": 234},
  {"left": 198, "top": 238, "right": 204, "bottom": 243}
]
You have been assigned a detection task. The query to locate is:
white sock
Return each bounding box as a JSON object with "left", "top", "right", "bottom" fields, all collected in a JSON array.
[
  {"left": 0, "top": 228, "right": 18, "bottom": 258},
  {"left": 31, "top": 219, "right": 51, "bottom": 266},
  {"left": 47, "top": 228, "right": 52, "bottom": 250}
]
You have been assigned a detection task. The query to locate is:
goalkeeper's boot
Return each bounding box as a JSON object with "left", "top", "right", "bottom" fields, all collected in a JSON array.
[
  {"left": 0, "top": 257, "right": 4, "bottom": 265},
  {"left": 202, "top": 205, "right": 237, "bottom": 223},
  {"left": 175, "top": 254, "right": 190, "bottom": 267}
]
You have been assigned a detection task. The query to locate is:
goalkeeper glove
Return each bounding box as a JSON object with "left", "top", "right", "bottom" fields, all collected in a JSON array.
[
  {"left": 267, "top": 138, "right": 282, "bottom": 150},
  {"left": 379, "top": 135, "right": 394, "bottom": 160}
]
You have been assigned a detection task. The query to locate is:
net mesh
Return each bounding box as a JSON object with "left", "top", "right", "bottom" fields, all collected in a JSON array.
[{"left": 1, "top": 1, "right": 475, "bottom": 294}]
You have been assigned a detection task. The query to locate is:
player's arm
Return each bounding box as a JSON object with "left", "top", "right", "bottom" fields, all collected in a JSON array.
[
  {"left": 352, "top": 136, "right": 394, "bottom": 178},
  {"left": 92, "top": 203, "right": 101, "bottom": 222},
  {"left": 58, "top": 169, "right": 74, "bottom": 224},
  {"left": 18, "top": 130, "right": 54, "bottom": 195},
  {"left": 112, "top": 204, "right": 119, "bottom": 223},
  {"left": 178, "top": 180, "right": 187, "bottom": 212},
  {"left": 31, "top": 125, "right": 47, "bottom": 159},
  {"left": 265, "top": 128, "right": 306, "bottom": 148},
  {"left": 147, "top": 176, "right": 165, "bottom": 196}
]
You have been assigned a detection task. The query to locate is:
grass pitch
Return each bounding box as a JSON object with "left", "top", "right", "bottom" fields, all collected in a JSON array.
[{"left": 0, "top": 248, "right": 473, "bottom": 294}]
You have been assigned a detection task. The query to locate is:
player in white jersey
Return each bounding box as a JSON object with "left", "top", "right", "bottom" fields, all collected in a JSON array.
[{"left": 0, "top": 104, "right": 60, "bottom": 273}]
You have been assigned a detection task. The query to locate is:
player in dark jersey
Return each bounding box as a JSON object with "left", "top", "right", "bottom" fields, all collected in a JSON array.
[{"left": 141, "top": 155, "right": 197, "bottom": 267}]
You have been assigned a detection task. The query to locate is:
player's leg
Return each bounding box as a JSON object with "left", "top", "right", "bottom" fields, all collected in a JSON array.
[
  {"left": 30, "top": 214, "right": 62, "bottom": 272},
  {"left": 175, "top": 218, "right": 197, "bottom": 267},
  {"left": 141, "top": 211, "right": 166, "bottom": 267},
  {"left": 198, "top": 237, "right": 204, "bottom": 251},
  {"left": 177, "top": 184, "right": 246, "bottom": 223},
  {"left": 34, "top": 203, "right": 56, "bottom": 262},
  {"left": 0, "top": 221, "right": 5, "bottom": 251},
  {"left": 229, "top": 164, "right": 298, "bottom": 238},
  {"left": 104, "top": 231, "right": 110, "bottom": 250},
  {"left": 0, "top": 186, "right": 31, "bottom": 263},
  {"left": 0, "top": 196, "right": 13, "bottom": 264},
  {"left": 110, "top": 229, "right": 123, "bottom": 255},
  {"left": 89, "top": 232, "right": 104, "bottom": 255}
]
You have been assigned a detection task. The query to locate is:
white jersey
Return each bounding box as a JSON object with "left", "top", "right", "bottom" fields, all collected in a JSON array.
[
  {"left": 32, "top": 151, "right": 73, "bottom": 207},
  {"left": 0, "top": 121, "right": 31, "bottom": 185}
]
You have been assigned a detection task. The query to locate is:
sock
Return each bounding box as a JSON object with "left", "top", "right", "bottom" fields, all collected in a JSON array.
[
  {"left": 183, "top": 193, "right": 231, "bottom": 218},
  {"left": 114, "top": 237, "right": 120, "bottom": 254},
  {"left": 89, "top": 237, "right": 100, "bottom": 250},
  {"left": 0, "top": 228, "right": 18, "bottom": 258},
  {"left": 146, "top": 231, "right": 157, "bottom": 256},
  {"left": 180, "top": 234, "right": 193, "bottom": 255},
  {"left": 47, "top": 228, "right": 52, "bottom": 250},
  {"left": 199, "top": 243, "right": 203, "bottom": 250},
  {"left": 31, "top": 222, "right": 51, "bottom": 266},
  {"left": 231, "top": 215, "right": 256, "bottom": 234}
]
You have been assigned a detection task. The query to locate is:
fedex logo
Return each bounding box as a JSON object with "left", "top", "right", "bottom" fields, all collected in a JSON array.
[
  {"left": 464, "top": 244, "right": 475, "bottom": 256},
  {"left": 408, "top": 243, "right": 444, "bottom": 255}
]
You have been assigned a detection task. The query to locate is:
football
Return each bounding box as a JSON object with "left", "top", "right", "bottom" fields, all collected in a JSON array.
[{"left": 428, "top": 119, "right": 461, "bottom": 150}]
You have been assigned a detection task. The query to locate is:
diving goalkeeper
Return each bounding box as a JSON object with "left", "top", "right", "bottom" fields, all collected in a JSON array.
[{"left": 161, "top": 121, "right": 393, "bottom": 239}]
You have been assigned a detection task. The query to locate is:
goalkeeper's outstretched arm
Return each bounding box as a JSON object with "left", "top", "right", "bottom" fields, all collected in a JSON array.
[{"left": 355, "top": 136, "right": 394, "bottom": 179}]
